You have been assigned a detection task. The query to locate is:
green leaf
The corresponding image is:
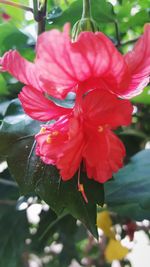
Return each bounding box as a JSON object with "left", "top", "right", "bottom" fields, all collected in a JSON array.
[
  {"left": 0, "top": 208, "right": 28, "bottom": 267},
  {"left": 47, "top": 0, "right": 115, "bottom": 29},
  {"left": 0, "top": 168, "right": 29, "bottom": 267},
  {"left": 0, "top": 74, "right": 8, "bottom": 95},
  {"left": 132, "top": 86, "right": 150, "bottom": 105},
  {"left": 104, "top": 149, "right": 150, "bottom": 220},
  {"left": 0, "top": 23, "right": 28, "bottom": 55},
  {"left": 0, "top": 99, "right": 41, "bottom": 192},
  {"left": 35, "top": 164, "right": 103, "bottom": 238}
]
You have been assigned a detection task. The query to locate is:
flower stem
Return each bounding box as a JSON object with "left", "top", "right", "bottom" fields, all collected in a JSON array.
[
  {"left": 33, "top": 0, "right": 39, "bottom": 20},
  {"left": 33, "top": 0, "right": 47, "bottom": 35},
  {"left": 82, "top": 0, "right": 91, "bottom": 18},
  {"left": 114, "top": 20, "right": 121, "bottom": 47},
  {"left": 0, "top": 0, "right": 33, "bottom": 12}
]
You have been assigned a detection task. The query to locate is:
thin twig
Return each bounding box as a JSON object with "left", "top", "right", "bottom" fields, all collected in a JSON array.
[
  {"left": 0, "top": 0, "right": 33, "bottom": 13},
  {"left": 118, "top": 37, "right": 139, "bottom": 47},
  {"left": 33, "top": 0, "right": 47, "bottom": 35},
  {"left": 38, "top": 0, "right": 47, "bottom": 35},
  {"left": 114, "top": 20, "right": 121, "bottom": 47},
  {"left": 33, "top": 0, "right": 39, "bottom": 20},
  {"left": 0, "top": 178, "right": 18, "bottom": 187}
]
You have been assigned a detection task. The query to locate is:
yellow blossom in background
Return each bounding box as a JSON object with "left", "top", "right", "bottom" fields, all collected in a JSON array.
[
  {"left": 97, "top": 211, "right": 129, "bottom": 262},
  {"left": 97, "top": 211, "right": 115, "bottom": 239},
  {"left": 105, "top": 239, "right": 129, "bottom": 262}
]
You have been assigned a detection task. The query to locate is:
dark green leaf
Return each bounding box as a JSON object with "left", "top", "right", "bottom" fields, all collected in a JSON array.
[
  {"left": 35, "top": 164, "right": 99, "bottom": 238},
  {"left": 0, "top": 167, "right": 29, "bottom": 267},
  {"left": 105, "top": 149, "right": 150, "bottom": 220},
  {"left": 0, "top": 99, "right": 41, "bottom": 192}
]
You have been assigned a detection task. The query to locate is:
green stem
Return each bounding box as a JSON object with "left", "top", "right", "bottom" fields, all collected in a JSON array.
[
  {"left": 82, "top": 0, "right": 91, "bottom": 18},
  {"left": 38, "top": 0, "right": 47, "bottom": 35},
  {"left": 0, "top": 0, "right": 33, "bottom": 12},
  {"left": 116, "top": 37, "right": 139, "bottom": 48},
  {"left": 33, "top": 0, "right": 39, "bottom": 20},
  {"left": 114, "top": 20, "right": 121, "bottom": 47},
  {"left": 33, "top": 0, "right": 47, "bottom": 35}
]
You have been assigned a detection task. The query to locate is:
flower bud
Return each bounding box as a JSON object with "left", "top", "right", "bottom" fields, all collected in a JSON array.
[{"left": 72, "top": 18, "right": 99, "bottom": 41}]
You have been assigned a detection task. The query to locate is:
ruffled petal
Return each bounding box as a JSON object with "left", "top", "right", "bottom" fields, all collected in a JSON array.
[
  {"left": 83, "top": 129, "right": 125, "bottom": 183},
  {"left": 19, "top": 86, "right": 72, "bottom": 121},
  {"left": 57, "top": 118, "right": 84, "bottom": 180},
  {"left": 35, "top": 24, "right": 78, "bottom": 98},
  {"left": 35, "top": 117, "right": 70, "bottom": 164},
  {"left": 73, "top": 31, "right": 130, "bottom": 96},
  {"left": 82, "top": 89, "right": 133, "bottom": 128},
  {"left": 35, "top": 25, "right": 130, "bottom": 98},
  {"left": 35, "top": 116, "right": 84, "bottom": 180},
  {"left": 124, "top": 24, "right": 150, "bottom": 98},
  {"left": 1, "top": 50, "right": 40, "bottom": 90}
]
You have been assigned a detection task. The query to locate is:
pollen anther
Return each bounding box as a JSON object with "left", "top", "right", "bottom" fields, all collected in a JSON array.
[
  {"left": 52, "top": 131, "right": 59, "bottom": 136},
  {"left": 40, "top": 127, "right": 46, "bottom": 133},
  {"left": 46, "top": 134, "right": 51, "bottom": 144},
  {"left": 98, "top": 126, "right": 103, "bottom": 132}
]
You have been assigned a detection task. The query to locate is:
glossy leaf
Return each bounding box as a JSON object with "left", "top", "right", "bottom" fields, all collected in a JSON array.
[
  {"left": 0, "top": 168, "right": 29, "bottom": 267},
  {"left": 104, "top": 149, "right": 150, "bottom": 220}
]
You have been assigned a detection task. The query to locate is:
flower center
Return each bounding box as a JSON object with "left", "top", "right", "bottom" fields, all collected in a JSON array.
[{"left": 46, "top": 131, "right": 59, "bottom": 144}]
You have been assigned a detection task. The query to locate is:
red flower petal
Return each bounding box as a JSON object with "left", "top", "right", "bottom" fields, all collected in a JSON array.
[
  {"left": 35, "top": 116, "right": 70, "bottom": 164},
  {"left": 82, "top": 89, "right": 133, "bottom": 129},
  {"left": 73, "top": 31, "right": 130, "bottom": 96},
  {"left": 83, "top": 129, "right": 125, "bottom": 183},
  {"left": 1, "top": 50, "right": 40, "bottom": 90},
  {"left": 57, "top": 118, "right": 85, "bottom": 180},
  {"left": 35, "top": 25, "right": 78, "bottom": 98},
  {"left": 35, "top": 25, "right": 130, "bottom": 98},
  {"left": 124, "top": 24, "right": 150, "bottom": 98},
  {"left": 19, "top": 86, "right": 72, "bottom": 121}
]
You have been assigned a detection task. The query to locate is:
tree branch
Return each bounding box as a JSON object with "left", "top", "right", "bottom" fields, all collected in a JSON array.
[
  {"left": 0, "top": 0, "right": 33, "bottom": 13},
  {"left": 33, "top": 0, "right": 47, "bottom": 35}
]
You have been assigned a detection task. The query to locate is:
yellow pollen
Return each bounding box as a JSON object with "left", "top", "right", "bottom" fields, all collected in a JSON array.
[
  {"left": 40, "top": 127, "right": 46, "bottom": 133},
  {"left": 46, "top": 134, "right": 51, "bottom": 144},
  {"left": 78, "top": 184, "right": 84, "bottom": 192},
  {"left": 52, "top": 131, "right": 59, "bottom": 136},
  {"left": 98, "top": 126, "right": 103, "bottom": 133}
]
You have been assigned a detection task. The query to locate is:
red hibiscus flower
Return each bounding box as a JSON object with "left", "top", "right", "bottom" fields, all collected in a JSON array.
[
  {"left": 35, "top": 89, "right": 132, "bottom": 183},
  {"left": 1, "top": 24, "right": 150, "bottom": 103},
  {"left": 1, "top": 23, "right": 149, "bottom": 184}
]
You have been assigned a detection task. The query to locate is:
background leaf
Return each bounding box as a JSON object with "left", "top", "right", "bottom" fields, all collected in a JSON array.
[{"left": 104, "top": 149, "right": 150, "bottom": 220}]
